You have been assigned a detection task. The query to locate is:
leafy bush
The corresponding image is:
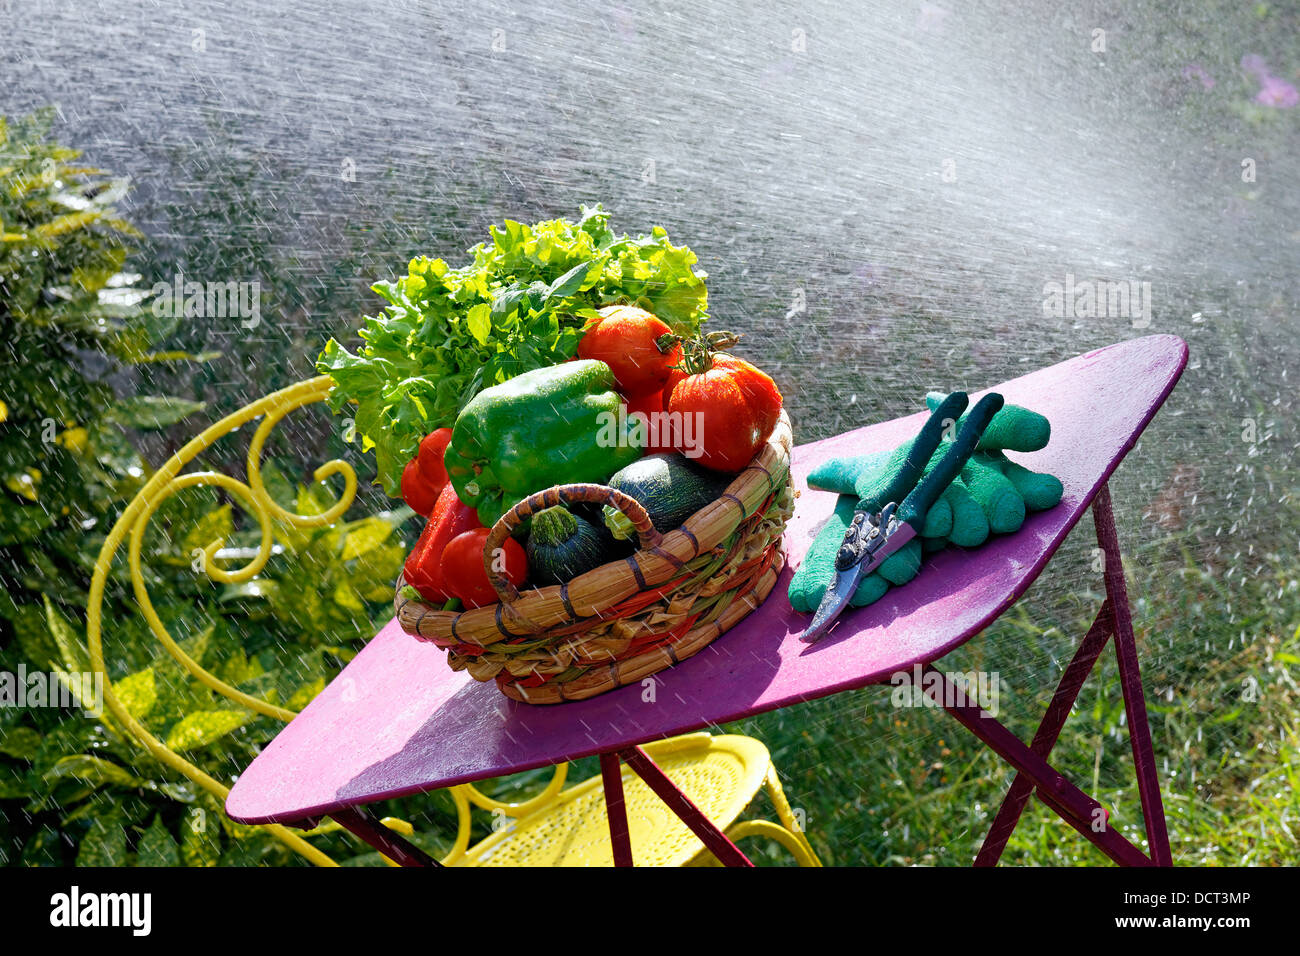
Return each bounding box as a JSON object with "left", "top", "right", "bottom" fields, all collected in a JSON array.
[
  {"left": 0, "top": 108, "right": 214, "bottom": 606},
  {"left": 0, "top": 111, "right": 430, "bottom": 866}
]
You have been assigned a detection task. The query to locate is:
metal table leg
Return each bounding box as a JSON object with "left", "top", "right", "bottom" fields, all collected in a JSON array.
[
  {"left": 618, "top": 745, "right": 754, "bottom": 867},
  {"left": 975, "top": 599, "right": 1114, "bottom": 865},
  {"left": 950, "top": 480, "right": 1171, "bottom": 866},
  {"left": 331, "top": 805, "right": 442, "bottom": 867},
  {"left": 600, "top": 751, "right": 635, "bottom": 867},
  {"left": 1092, "top": 484, "right": 1173, "bottom": 866},
  {"left": 920, "top": 666, "right": 1152, "bottom": 866}
]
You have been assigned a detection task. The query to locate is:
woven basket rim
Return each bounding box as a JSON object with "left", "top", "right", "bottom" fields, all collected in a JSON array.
[
  {"left": 396, "top": 409, "right": 792, "bottom": 644},
  {"left": 500, "top": 544, "right": 786, "bottom": 704}
]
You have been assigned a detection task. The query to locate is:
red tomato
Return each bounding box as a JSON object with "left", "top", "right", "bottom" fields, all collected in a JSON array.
[
  {"left": 401, "top": 458, "right": 439, "bottom": 517},
  {"left": 623, "top": 389, "right": 675, "bottom": 455},
  {"left": 441, "top": 527, "right": 528, "bottom": 609},
  {"left": 577, "top": 304, "right": 682, "bottom": 398},
  {"left": 663, "top": 353, "right": 783, "bottom": 472},
  {"left": 416, "top": 427, "right": 453, "bottom": 492}
]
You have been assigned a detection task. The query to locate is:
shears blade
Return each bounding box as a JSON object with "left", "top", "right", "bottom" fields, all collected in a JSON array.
[
  {"left": 799, "top": 562, "right": 865, "bottom": 645},
  {"left": 798, "top": 511, "right": 915, "bottom": 645}
]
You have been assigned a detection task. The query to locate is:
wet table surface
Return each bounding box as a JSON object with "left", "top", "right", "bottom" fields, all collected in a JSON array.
[{"left": 226, "top": 334, "right": 1187, "bottom": 825}]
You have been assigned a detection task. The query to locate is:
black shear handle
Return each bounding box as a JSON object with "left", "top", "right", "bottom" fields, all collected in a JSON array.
[{"left": 898, "top": 392, "right": 1004, "bottom": 532}]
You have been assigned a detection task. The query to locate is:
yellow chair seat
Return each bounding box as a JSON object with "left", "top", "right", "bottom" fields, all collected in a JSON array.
[{"left": 456, "top": 733, "right": 817, "bottom": 867}]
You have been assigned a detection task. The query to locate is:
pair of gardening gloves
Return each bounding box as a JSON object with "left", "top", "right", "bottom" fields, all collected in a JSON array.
[{"left": 788, "top": 393, "right": 1064, "bottom": 613}]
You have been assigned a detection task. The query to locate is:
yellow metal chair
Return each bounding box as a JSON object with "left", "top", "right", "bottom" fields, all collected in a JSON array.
[
  {"left": 84, "top": 376, "right": 821, "bottom": 867},
  {"left": 451, "top": 734, "right": 818, "bottom": 867}
]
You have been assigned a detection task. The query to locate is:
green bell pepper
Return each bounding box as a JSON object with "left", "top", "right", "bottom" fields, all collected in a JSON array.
[{"left": 446, "top": 359, "right": 644, "bottom": 527}]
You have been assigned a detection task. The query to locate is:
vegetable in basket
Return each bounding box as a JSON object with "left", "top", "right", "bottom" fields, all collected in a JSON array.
[
  {"left": 403, "top": 482, "right": 482, "bottom": 603},
  {"left": 623, "top": 388, "right": 674, "bottom": 455},
  {"left": 577, "top": 304, "right": 683, "bottom": 398},
  {"left": 601, "top": 452, "right": 733, "bottom": 540},
  {"left": 662, "top": 334, "right": 784, "bottom": 473},
  {"left": 445, "top": 360, "right": 644, "bottom": 528},
  {"left": 441, "top": 528, "right": 528, "bottom": 609},
  {"left": 317, "top": 206, "right": 709, "bottom": 496},
  {"left": 525, "top": 506, "right": 620, "bottom": 585},
  {"left": 400, "top": 427, "right": 453, "bottom": 517}
]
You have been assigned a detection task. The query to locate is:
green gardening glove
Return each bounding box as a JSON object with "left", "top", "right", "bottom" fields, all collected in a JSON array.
[
  {"left": 791, "top": 395, "right": 1063, "bottom": 613},
  {"left": 869, "top": 394, "right": 1065, "bottom": 534},
  {"left": 806, "top": 396, "right": 1054, "bottom": 493},
  {"left": 788, "top": 494, "right": 921, "bottom": 613},
  {"left": 925, "top": 391, "right": 1062, "bottom": 531},
  {"left": 789, "top": 458, "right": 981, "bottom": 612}
]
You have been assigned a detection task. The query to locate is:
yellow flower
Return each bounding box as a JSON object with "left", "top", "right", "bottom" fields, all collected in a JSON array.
[{"left": 55, "top": 427, "right": 88, "bottom": 452}]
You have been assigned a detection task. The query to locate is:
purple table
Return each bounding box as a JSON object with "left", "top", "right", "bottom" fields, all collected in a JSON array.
[{"left": 227, "top": 334, "right": 1187, "bottom": 867}]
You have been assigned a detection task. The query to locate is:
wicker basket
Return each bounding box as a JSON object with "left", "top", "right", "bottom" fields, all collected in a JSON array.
[{"left": 394, "top": 410, "right": 794, "bottom": 704}]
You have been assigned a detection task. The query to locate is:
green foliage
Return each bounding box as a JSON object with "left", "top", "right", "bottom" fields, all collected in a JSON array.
[
  {"left": 136, "top": 815, "right": 180, "bottom": 867},
  {"left": 318, "top": 205, "right": 710, "bottom": 495},
  {"left": 214, "top": 465, "right": 411, "bottom": 646},
  {"left": 0, "top": 108, "right": 213, "bottom": 555},
  {"left": 0, "top": 458, "right": 414, "bottom": 865},
  {"left": 1, "top": 544, "right": 412, "bottom": 866},
  {"left": 0, "top": 112, "right": 421, "bottom": 868},
  {"left": 179, "top": 805, "right": 221, "bottom": 867},
  {"left": 76, "top": 815, "right": 128, "bottom": 867}
]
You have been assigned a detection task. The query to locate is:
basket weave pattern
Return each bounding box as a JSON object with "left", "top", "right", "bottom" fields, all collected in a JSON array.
[{"left": 395, "top": 411, "right": 793, "bottom": 704}]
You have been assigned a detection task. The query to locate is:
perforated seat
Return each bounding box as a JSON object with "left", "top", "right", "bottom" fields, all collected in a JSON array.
[{"left": 457, "top": 734, "right": 817, "bottom": 867}]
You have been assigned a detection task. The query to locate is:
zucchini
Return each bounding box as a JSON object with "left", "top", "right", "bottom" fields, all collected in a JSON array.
[
  {"left": 526, "top": 506, "right": 622, "bottom": 585},
  {"left": 602, "top": 453, "right": 734, "bottom": 539}
]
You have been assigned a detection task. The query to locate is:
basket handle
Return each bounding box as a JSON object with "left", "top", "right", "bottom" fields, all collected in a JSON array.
[{"left": 483, "top": 483, "right": 664, "bottom": 604}]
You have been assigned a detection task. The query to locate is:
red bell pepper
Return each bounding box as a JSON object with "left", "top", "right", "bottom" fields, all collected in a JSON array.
[
  {"left": 403, "top": 482, "right": 482, "bottom": 603},
  {"left": 416, "top": 428, "right": 453, "bottom": 491},
  {"left": 401, "top": 427, "right": 454, "bottom": 517}
]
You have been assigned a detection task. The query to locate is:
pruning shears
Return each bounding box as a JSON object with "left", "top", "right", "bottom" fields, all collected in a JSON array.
[{"left": 799, "top": 390, "right": 1005, "bottom": 644}]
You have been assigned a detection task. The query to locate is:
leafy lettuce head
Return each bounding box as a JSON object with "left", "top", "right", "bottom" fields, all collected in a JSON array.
[{"left": 317, "top": 206, "right": 708, "bottom": 496}]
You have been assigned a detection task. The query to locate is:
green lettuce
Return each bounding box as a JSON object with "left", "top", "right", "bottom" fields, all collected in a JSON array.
[{"left": 317, "top": 205, "right": 709, "bottom": 495}]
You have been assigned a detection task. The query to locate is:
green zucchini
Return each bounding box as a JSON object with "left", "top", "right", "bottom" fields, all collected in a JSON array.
[
  {"left": 602, "top": 453, "right": 734, "bottom": 540},
  {"left": 526, "top": 506, "right": 621, "bottom": 585}
]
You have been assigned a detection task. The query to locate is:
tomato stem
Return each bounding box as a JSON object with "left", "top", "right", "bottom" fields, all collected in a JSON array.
[
  {"left": 673, "top": 330, "right": 743, "bottom": 375},
  {"left": 654, "top": 332, "right": 682, "bottom": 355}
]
